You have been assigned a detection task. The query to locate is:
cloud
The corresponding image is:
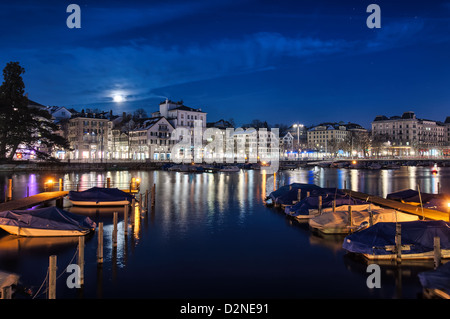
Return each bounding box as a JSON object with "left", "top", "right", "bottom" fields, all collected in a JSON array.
[
  {"left": 0, "top": 17, "right": 435, "bottom": 106},
  {"left": 7, "top": 32, "right": 353, "bottom": 104}
]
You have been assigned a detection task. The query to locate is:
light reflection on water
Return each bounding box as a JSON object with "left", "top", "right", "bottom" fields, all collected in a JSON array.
[{"left": 0, "top": 166, "right": 448, "bottom": 299}]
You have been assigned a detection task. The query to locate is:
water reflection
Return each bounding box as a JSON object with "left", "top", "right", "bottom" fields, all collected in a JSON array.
[{"left": 0, "top": 166, "right": 449, "bottom": 299}]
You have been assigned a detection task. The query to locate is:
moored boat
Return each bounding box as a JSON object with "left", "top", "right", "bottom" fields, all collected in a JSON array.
[
  {"left": 219, "top": 166, "right": 240, "bottom": 172},
  {"left": 68, "top": 187, "right": 135, "bottom": 206},
  {"left": 0, "top": 206, "right": 96, "bottom": 237},
  {"left": 342, "top": 220, "right": 450, "bottom": 260},
  {"left": 308, "top": 205, "right": 418, "bottom": 235}
]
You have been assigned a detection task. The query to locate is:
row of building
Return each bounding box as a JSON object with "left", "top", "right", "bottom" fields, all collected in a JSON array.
[{"left": 16, "top": 100, "right": 450, "bottom": 161}]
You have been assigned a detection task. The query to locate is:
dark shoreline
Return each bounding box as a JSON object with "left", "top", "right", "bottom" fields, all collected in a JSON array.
[{"left": 0, "top": 158, "right": 449, "bottom": 173}]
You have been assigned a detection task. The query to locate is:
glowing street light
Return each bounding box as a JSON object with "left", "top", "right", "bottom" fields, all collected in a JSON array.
[{"left": 293, "top": 123, "right": 304, "bottom": 146}]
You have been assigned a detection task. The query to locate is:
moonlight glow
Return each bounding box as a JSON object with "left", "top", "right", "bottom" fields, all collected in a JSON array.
[{"left": 113, "top": 94, "right": 125, "bottom": 103}]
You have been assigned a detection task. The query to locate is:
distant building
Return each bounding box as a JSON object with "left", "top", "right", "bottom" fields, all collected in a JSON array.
[
  {"left": 67, "top": 112, "right": 112, "bottom": 160},
  {"left": 48, "top": 106, "right": 73, "bottom": 121},
  {"left": 371, "top": 111, "right": 449, "bottom": 156},
  {"left": 152, "top": 99, "right": 207, "bottom": 131},
  {"left": 129, "top": 117, "right": 175, "bottom": 160},
  {"left": 307, "top": 122, "right": 368, "bottom": 157}
]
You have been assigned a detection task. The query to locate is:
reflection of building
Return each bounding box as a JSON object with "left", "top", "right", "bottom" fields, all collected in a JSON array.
[
  {"left": 68, "top": 112, "right": 112, "bottom": 160},
  {"left": 129, "top": 117, "right": 174, "bottom": 160},
  {"left": 371, "top": 111, "right": 449, "bottom": 156}
]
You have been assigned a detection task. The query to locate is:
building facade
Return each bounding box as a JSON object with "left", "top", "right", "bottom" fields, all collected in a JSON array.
[
  {"left": 371, "top": 111, "right": 449, "bottom": 156},
  {"left": 67, "top": 113, "right": 112, "bottom": 160},
  {"left": 129, "top": 117, "right": 175, "bottom": 160}
]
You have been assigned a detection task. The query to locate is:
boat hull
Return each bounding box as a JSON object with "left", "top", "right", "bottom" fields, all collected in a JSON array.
[
  {"left": 69, "top": 200, "right": 130, "bottom": 207},
  {"left": 0, "top": 225, "right": 92, "bottom": 237},
  {"left": 363, "top": 250, "right": 450, "bottom": 261}
]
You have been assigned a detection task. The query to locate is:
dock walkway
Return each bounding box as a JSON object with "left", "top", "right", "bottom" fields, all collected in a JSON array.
[
  {"left": 343, "top": 189, "right": 449, "bottom": 221},
  {"left": 0, "top": 191, "right": 68, "bottom": 211}
]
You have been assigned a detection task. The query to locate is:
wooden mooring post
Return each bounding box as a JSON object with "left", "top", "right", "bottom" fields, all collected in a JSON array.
[
  {"left": 107, "top": 177, "right": 111, "bottom": 188},
  {"left": 297, "top": 189, "right": 301, "bottom": 203},
  {"left": 97, "top": 222, "right": 103, "bottom": 265},
  {"left": 112, "top": 212, "right": 118, "bottom": 247},
  {"left": 48, "top": 255, "right": 57, "bottom": 299},
  {"left": 59, "top": 178, "right": 63, "bottom": 191},
  {"left": 145, "top": 189, "right": 149, "bottom": 210},
  {"left": 7, "top": 179, "right": 12, "bottom": 201},
  {"left": 124, "top": 205, "right": 128, "bottom": 235},
  {"left": 318, "top": 196, "right": 322, "bottom": 215},
  {"left": 78, "top": 236, "right": 84, "bottom": 286},
  {"left": 395, "top": 223, "right": 402, "bottom": 264},
  {"left": 348, "top": 205, "right": 352, "bottom": 226},
  {"left": 434, "top": 236, "right": 441, "bottom": 269},
  {"left": 151, "top": 184, "right": 156, "bottom": 207},
  {"left": 131, "top": 198, "right": 135, "bottom": 225}
]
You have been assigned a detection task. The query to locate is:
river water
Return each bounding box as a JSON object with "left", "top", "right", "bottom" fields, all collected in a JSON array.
[{"left": 0, "top": 166, "right": 449, "bottom": 299}]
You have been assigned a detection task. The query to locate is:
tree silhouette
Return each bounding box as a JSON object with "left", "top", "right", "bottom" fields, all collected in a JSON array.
[{"left": 0, "top": 62, "right": 69, "bottom": 160}]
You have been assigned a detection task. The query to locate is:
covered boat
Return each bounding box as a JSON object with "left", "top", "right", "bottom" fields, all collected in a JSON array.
[
  {"left": 386, "top": 189, "right": 438, "bottom": 205},
  {"left": 286, "top": 195, "right": 368, "bottom": 219},
  {"left": 219, "top": 166, "right": 240, "bottom": 172},
  {"left": 0, "top": 207, "right": 96, "bottom": 237},
  {"left": 419, "top": 262, "right": 450, "bottom": 299},
  {"left": 68, "top": 187, "right": 135, "bottom": 206},
  {"left": 267, "top": 183, "right": 321, "bottom": 206},
  {"left": 343, "top": 220, "right": 450, "bottom": 260},
  {"left": 309, "top": 204, "right": 418, "bottom": 235},
  {"left": 424, "top": 197, "right": 450, "bottom": 211}
]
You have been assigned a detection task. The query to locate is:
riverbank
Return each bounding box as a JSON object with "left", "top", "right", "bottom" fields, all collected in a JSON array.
[
  {"left": 0, "top": 158, "right": 449, "bottom": 172},
  {"left": 0, "top": 161, "right": 166, "bottom": 172}
]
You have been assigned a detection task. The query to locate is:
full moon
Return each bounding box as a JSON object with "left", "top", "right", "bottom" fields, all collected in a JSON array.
[{"left": 113, "top": 94, "right": 125, "bottom": 103}]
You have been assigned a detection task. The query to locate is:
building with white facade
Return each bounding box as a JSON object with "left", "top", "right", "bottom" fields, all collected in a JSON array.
[
  {"left": 371, "top": 111, "right": 449, "bottom": 156},
  {"left": 129, "top": 117, "right": 175, "bottom": 160}
]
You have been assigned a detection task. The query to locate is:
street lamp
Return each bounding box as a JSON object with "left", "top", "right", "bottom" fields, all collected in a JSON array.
[{"left": 293, "top": 123, "right": 304, "bottom": 145}]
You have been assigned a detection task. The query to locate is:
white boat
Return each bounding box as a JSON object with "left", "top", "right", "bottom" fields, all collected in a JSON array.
[
  {"left": 0, "top": 207, "right": 96, "bottom": 237},
  {"left": 220, "top": 166, "right": 240, "bottom": 172},
  {"left": 308, "top": 204, "right": 419, "bottom": 235},
  {"left": 68, "top": 187, "right": 135, "bottom": 206}
]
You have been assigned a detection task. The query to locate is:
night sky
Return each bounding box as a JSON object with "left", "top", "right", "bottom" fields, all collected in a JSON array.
[{"left": 1, "top": 0, "right": 449, "bottom": 128}]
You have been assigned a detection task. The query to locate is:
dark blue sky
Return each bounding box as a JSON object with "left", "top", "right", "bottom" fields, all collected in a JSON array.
[{"left": 1, "top": 0, "right": 449, "bottom": 128}]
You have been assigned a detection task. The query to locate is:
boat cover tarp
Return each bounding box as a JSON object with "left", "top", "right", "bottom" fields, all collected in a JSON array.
[
  {"left": 418, "top": 262, "right": 450, "bottom": 294},
  {"left": 0, "top": 206, "right": 96, "bottom": 231},
  {"left": 386, "top": 189, "right": 438, "bottom": 204},
  {"left": 269, "top": 183, "right": 321, "bottom": 202},
  {"left": 285, "top": 195, "right": 367, "bottom": 216},
  {"left": 0, "top": 271, "right": 19, "bottom": 289},
  {"left": 270, "top": 185, "right": 340, "bottom": 205},
  {"left": 309, "top": 206, "right": 418, "bottom": 233},
  {"left": 424, "top": 197, "right": 450, "bottom": 210},
  {"left": 343, "top": 220, "right": 450, "bottom": 256},
  {"left": 69, "top": 187, "right": 134, "bottom": 203}
]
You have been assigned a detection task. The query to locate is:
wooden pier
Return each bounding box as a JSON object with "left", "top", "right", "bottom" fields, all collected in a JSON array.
[
  {"left": 343, "top": 189, "right": 449, "bottom": 222},
  {"left": 0, "top": 191, "right": 68, "bottom": 211}
]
